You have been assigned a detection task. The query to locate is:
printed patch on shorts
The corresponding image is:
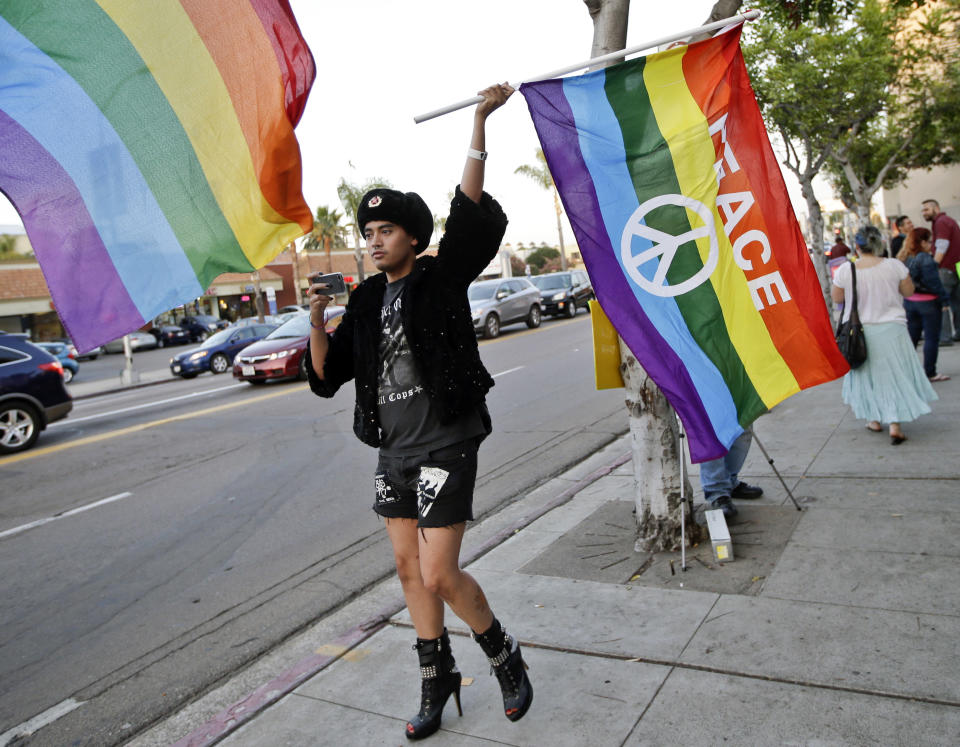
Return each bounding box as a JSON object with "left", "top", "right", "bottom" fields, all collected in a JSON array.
[
  {"left": 417, "top": 466, "right": 450, "bottom": 518},
  {"left": 374, "top": 473, "right": 400, "bottom": 505}
]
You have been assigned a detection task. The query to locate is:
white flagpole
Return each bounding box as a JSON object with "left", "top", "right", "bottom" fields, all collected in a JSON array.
[{"left": 413, "top": 9, "right": 761, "bottom": 124}]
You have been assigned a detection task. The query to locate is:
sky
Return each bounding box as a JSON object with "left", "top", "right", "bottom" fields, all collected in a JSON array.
[{"left": 1, "top": 0, "right": 748, "bottom": 249}]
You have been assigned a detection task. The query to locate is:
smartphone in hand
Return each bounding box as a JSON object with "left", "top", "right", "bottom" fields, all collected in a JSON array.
[{"left": 310, "top": 272, "right": 346, "bottom": 295}]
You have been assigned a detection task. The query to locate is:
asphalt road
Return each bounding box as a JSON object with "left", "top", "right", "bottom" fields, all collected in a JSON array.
[{"left": 0, "top": 312, "right": 629, "bottom": 746}]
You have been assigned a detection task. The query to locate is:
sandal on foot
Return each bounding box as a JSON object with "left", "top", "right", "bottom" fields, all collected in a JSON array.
[
  {"left": 929, "top": 374, "right": 950, "bottom": 382},
  {"left": 866, "top": 422, "right": 882, "bottom": 432},
  {"left": 890, "top": 434, "right": 907, "bottom": 445}
]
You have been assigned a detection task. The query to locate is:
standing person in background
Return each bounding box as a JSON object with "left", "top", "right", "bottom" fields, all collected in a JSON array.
[
  {"left": 897, "top": 227, "right": 950, "bottom": 382},
  {"left": 698, "top": 428, "right": 763, "bottom": 522},
  {"left": 889, "top": 215, "right": 914, "bottom": 257},
  {"left": 920, "top": 199, "right": 960, "bottom": 345},
  {"left": 833, "top": 226, "right": 937, "bottom": 445},
  {"left": 305, "top": 84, "right": 533, "bottom": 741},
  {"left": 828, "top": 232, "right": 850, "bottom": 259}
]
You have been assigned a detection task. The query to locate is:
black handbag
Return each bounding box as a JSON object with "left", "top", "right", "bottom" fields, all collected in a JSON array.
[{"left": 835, "top": 263, "right": 867, "bottom": 368}]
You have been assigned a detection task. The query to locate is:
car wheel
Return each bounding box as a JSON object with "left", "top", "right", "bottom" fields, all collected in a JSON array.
[
  {"left": 210, "top": 353, "right": 230, "bottom": 374},
  {"left": 482, "top": 313, "right": 500, "bottom": 339},
  {"left": 0, "top": 402, "right": 41, "bottom": 454},
  {"left": 526, "top": 304, "right": 542, "bottom": 329},
  {"left": 298, "top": 355, "right": 310, "bottom": 381},
  {"left": 197, "top": 331, "right": 209, "bottom": 342},
  {"left": 565, "top": 299, "right": 577, "bottom": 318},
  {"left": 62, "top": 367, "right": 74, "bottom": 384}
]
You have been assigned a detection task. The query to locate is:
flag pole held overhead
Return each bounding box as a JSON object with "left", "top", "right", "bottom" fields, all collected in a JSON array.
[{"left": 413, "top": 9, "right": 761, "bottom": 124}]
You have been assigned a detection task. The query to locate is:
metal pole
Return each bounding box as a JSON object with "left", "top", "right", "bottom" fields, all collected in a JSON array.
[
  {"left": 679, "top": 421, "right": 687, "bottom": 571},
  {"left": 413, "top": 10, "right": 761, "bottom": 123},
  {"left": 751, "top": 431, "right": 802, "bottom": 511}
]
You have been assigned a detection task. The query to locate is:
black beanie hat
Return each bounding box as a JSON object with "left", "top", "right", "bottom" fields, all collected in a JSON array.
[{"left": 356, "top": 188, "right": 433, "bottom": 254}]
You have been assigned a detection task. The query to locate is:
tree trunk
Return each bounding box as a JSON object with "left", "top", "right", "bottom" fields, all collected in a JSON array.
[
  {"left": 585, "top": 0, "right": 699, "bottom": 550},
  {"left": 553, "top": 188, "right": 568, "bottom": 271},
  {"left": 799, "top": 176, "right": 833, "bottom": 314},
  {"left": 289, "top": 242, "right": 303, "bottom": 306},
  {"left": 620, "top": 339, "right": 698, "bottom": 552},
  {"left": 352, "top": 226, "right": 365, "bottom": 283}
]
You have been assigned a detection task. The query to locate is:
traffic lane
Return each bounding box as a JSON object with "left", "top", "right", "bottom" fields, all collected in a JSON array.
[
  {"left": 0, "top": 315, "right": 626, "bottom": 740},
  {"left": 474, "top": 316, "right": 627, "bottom": 514},
  {"left": 68, "top": 344, "right": 187, "bottom": 384},
  {"left": 0, "top": 381, "right": 353, "bottom": 532},
  {"left": 0, "top": 386, "right": 378, "bottom": 733}
]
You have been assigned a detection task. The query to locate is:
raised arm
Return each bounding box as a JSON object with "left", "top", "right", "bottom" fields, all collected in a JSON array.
[{"left": 460, "top": 83, "right": 514, "bottom": 203}]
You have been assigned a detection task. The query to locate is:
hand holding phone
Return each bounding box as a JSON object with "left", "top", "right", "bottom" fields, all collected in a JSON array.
[{"left": 310, "top": 272, "right": 346, "bottom": 296}]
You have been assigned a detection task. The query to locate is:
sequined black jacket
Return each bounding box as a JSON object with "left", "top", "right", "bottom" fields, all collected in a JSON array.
[{"left": 306, "top": 187, "right": 508, "bottom": 448}]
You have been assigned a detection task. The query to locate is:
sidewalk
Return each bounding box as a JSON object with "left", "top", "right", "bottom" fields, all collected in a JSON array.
[{"left": 133, "top": 345, "right": 960, "bottom": 746}]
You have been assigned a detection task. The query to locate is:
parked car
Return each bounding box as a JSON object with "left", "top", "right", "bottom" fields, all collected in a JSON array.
[
  {"left": 148, "top": 324, "right": 191, "bottom": 348},
  {"left": 103, "top": 331, "right": 159, "bottom": 354},
  {"left": 178, "top": 314, "right": 229, "bottom": 342},
  {"left": 0, "top": 333, "right": 72, "bottom": 454},
  {"left": 529, "top": 270, "right": 594, "bottom": 318},
  {"left": 170, "top": 323, "right": 278, "bottom": 378},
  {"left": 34, "top": 342, "right": 79, "bottom": 383},
  {"left": 234, "top": 314, "right": 284, "bottom": 327},
  {"left": 233, "top": 306, "right": 346, "bottom": 385},
  {"left": 55, "top": 337, "right": 102, "bottom": 360},
  {"left": 468, "top": 278, "right": 542, "bottom": 339},
  {"left": 278, "top": 304, "right": 310, "bottom": 314}
]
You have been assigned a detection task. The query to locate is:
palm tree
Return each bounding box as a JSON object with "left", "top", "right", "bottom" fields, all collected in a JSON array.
[
  {"left": 515, "top": 149, "right": 568, "bottom": 271},
  {"left": 337, "top": 177, "right": 391, "bottom": 282},
  {"left": 303, "top": 205, "right": 346, "bottom": 273}
]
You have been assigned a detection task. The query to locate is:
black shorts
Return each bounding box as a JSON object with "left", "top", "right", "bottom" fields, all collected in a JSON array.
[{"left": 373, "top": 438, "right": 480, "bottom": 527}]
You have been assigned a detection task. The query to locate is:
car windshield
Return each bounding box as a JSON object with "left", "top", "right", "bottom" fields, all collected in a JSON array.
[
  {"left": 530, "top": 275, "right": 571, "bottom": 290},
  {"left": 468, "top": 284, "right": 498, "bottom": 301},
  {"left": 266, "top": 315, "right": 310, "bottom": 339},
  {"left": 199, "top": 328, "right": 232, "bottom": 348}
]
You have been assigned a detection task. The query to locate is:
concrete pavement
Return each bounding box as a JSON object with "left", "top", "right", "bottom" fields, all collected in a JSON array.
[{"left": 119, "top": 343, "right": 960, "bottom": 746}]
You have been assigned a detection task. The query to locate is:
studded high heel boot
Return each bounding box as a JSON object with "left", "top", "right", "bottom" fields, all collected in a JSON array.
[
  {"left": 474, "top": 620, "right": 533, "bottom": 722},
  {"left": 405, "top": 629, "right": 462, "bottom": 740}
]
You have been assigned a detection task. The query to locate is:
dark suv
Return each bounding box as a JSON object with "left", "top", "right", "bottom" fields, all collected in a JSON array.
[
  {"left": 178, "top": 314, "right": 228, "bottom": 342},
  {"left": 0, "top": 334, "right": 72, "bottom": 454},
  {"left": 530, "top": 270, "right": 594, "bottom": 318}
]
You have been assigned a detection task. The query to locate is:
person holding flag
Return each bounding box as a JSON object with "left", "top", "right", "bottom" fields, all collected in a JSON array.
[{"left": 304, "top": 83, "right": 533, "bottom": 740}]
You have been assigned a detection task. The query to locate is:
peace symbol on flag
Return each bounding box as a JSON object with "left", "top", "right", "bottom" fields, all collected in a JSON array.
[{"left": 619, "top": 194, "right": 719, "bottom": 298}]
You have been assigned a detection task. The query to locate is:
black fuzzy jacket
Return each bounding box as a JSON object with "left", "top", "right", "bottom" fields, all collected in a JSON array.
[{"left": 307, "top": 187, "right": 508, "bottom": 448}]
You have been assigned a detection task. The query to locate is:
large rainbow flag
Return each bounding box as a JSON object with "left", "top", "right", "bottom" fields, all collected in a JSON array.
[
  {"left": 0, "top": 0, "right": 315, "bottom": 353},
  {"left": 520, "top": 25, "right": 848, "bottom": 463}
]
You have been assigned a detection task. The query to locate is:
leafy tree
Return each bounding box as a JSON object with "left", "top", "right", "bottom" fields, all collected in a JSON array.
[
  {"left": 525, "top": 246, "right": 560, "bottom": 273},
  {"left": 515, "top": 149, "right": 568, "bottom": 270},
  {"left": 337, "top": 177, "right": 392, "bottom": 282},
  {"left": 509, "top": 255, "right": 527, "bottom": 277},
  {"left": 302, "top": 205, "right": 346, "bottom": 273},
  {"left": 821, "top": 1, "right": 960, "bottom": 222}
]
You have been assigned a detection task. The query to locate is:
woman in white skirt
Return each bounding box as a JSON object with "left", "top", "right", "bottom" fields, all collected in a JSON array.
[{"left": 831, "top": 225, "right": 938, "bottom": 445}]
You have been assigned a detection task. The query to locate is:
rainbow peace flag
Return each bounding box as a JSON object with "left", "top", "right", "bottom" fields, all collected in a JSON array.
[
  {"left": 0, "top": 1, "right": 315, "bottom": 353},
  {"left": 520, "top": 26, "right": 848, "bottom": 463}
]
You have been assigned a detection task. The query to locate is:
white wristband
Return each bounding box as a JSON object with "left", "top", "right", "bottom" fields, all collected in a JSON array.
[{"left": 467, "top": 148, "right": 487, "bottom": 161}]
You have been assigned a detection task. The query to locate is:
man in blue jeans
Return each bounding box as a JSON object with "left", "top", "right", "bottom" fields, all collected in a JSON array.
[{"left": 699, "top": 428, "right": 763, "bottom": 520}]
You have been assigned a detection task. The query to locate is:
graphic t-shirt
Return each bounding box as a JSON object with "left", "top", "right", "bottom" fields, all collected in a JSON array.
[{"left": 377, "top": 278, "right": 485, "bottom": 455}]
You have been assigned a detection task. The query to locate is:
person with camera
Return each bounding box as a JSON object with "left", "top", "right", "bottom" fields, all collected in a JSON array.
[{"left": 304, "top": 83, "right": 532, "bottom": 741}]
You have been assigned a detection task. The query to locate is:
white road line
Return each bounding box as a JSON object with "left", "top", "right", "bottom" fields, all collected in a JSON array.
[
  {"left": 0, "top": 492, "right": 133, "bottom": 541},
  {"left": 493, "top": 366, "right": 525, "bottom": 378},
  {"left": 0, "top": 698, "right": 84, "bottom": 746},
  {"left": 52, "top": 383, "right": 247, "bottom": 426}
]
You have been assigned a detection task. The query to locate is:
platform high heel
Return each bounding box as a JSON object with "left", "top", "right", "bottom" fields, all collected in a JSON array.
[{"left": 405, "top": 629, "right": 462, "bottom": 740}]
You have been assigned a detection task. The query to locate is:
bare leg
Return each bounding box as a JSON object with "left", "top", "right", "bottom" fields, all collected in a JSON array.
[
  {"left": 384, "top": 517, "right": 444, "bottom": 639},
  {"left": 418, "top": 523, "right": 494, "bottom": 634}
]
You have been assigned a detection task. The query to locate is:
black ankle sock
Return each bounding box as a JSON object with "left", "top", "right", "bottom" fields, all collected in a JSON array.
[{"left": 473, "top": 617, "right": 508, "bottom": 659}]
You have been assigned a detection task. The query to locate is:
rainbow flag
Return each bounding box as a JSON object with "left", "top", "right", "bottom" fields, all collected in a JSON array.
[
  {"left": 520, "top": 26, "right": 848, "bottom": 463},
  {"left": 0, "top": 1, "right": 315, "bottom": 353}
]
